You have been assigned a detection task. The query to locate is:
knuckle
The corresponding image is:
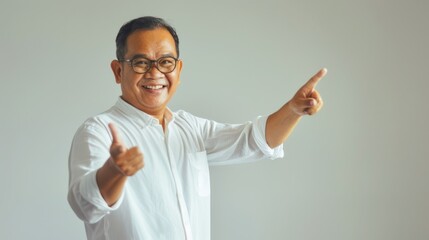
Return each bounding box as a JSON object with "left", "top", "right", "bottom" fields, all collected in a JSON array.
[{"left": 123, "top": 168, "right": 132, "bottom": 176}]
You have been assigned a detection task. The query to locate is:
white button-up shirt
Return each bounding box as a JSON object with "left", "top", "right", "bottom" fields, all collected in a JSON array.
[{"left": 68, "top": 98, "right": 283, "bottom": 240}]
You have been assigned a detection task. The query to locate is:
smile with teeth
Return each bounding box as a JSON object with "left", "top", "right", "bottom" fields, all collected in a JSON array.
[{"left": 143, "top": 85, "right": 166, "bottom": 90}]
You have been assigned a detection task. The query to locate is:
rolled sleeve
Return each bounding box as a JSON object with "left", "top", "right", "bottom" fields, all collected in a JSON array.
[
  {"left": 68, "top": 169, "right": 125, "bottom": 224},
  {"left": 252, "top": 116, "right": 284, "bottom": 159},
  {"left": 79, "top": 170, "right": 125, "bottom": 212}
]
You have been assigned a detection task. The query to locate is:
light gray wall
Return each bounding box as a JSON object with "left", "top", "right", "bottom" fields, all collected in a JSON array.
[{"left": 1, "top": 0, "right": 428, "bottom": 239}]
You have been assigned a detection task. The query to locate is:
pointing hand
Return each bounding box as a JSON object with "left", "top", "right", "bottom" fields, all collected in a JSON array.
[
  {"left": 108, "top": 123, "right": 144, "bottom": 176},
  {"left": 288, "top": 68, "right": 327, "bottom": 116}
]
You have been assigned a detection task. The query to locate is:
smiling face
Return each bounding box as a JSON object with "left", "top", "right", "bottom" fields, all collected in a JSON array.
[{"left": 111, "top": 28, "right": 182, "bottom": 119}]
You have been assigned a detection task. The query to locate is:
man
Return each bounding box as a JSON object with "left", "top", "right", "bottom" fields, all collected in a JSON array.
[{"left": 68, "top": 16, "right": 326, "bottom": 240}]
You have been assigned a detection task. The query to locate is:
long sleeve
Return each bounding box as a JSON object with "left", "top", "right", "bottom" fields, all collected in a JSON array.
[
  {"left": 194, "top": 114, "right": 284, "bottom": 166},
  {"left": 67, "top": 122, "right": 124, "bottom": 224}
]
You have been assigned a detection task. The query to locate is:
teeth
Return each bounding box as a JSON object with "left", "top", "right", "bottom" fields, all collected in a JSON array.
[{"left": 144, "top": 85, "right": 164, "bottom": 90}]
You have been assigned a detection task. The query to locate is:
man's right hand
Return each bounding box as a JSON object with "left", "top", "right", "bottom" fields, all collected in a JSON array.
[
  {"left": 96, "top": 123, "right": 144, "bottom": 206},
  {"left": 108, "top": 123, "right": 144, "bottom": 176}
]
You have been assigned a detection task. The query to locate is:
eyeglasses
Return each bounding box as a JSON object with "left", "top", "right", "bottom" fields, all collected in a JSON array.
[{"left": 119, "top": 56, "right": 178, "bottom": 74}]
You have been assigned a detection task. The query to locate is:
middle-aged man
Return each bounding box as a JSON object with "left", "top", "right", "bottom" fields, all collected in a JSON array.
[{"left": 68, "top": 16, "right": 327, "bottom": 240}]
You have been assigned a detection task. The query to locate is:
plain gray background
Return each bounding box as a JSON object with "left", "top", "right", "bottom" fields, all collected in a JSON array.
[{"left": 1, "top": 0, "right": 428, "bottom": 239}]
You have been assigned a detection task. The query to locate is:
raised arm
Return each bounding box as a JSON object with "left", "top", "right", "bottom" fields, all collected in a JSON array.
[
  {"left": 96, "top": 123, "right": 144, "bottom": 206},
  {"left": 265, "top": 68, "right": 327, "bottom": 148}
]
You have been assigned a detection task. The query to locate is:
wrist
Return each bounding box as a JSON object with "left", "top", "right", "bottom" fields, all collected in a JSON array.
[{"left": 96, "top": 158, "right": 127, "bottom": 207}]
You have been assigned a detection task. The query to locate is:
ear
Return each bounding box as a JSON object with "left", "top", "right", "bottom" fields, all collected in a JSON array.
[
  {"left": 176, "top": 59, "right": 183, "bottom": 74},
  {"left": 176, "top": 60, "right": 183, "bottom": 85},
  {"left": 176, "top": 59, "right": 183, "bottom": 80},
  {"left": 111, "top": 60, "right": 123, "bottom": 84}
]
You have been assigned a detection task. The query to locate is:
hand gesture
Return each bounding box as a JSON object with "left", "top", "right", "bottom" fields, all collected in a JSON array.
[
  {"left": 288, "top": 68, "right": 327, "bottom": 116},
  {"left": 108, "top": 123, "right": 144, "bottom": 176}
]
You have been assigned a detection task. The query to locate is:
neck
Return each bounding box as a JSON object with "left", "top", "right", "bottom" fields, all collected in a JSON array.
[
  {"left": 145, "top": 109, "right": 167, "bottom": 132},
  {"left": 119, "top": 97, "right": 167, "bottom": 128}
]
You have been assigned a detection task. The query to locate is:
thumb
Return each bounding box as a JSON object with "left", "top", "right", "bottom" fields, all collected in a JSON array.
[
  {"left": 108, "top": 122, "right": 123, "bottom": 145},
  {"left": 108, "top": 122, "right": 126, "bottom": 158}
]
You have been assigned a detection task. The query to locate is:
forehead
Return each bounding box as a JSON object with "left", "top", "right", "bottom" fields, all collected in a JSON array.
[{"left": 125, "top": 28, "right": 176, "bottom": 58}]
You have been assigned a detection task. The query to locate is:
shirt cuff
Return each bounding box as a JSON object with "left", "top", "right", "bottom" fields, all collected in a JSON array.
[
  {"left": 253, "top": 116, "right": 284, "bottom": 159},
  {"left": 79, "top": 170, "right": 125, "bottom": 212}
]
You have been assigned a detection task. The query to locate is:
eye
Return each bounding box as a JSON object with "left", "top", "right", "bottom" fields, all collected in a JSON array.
[
  {"left": 132, "top": 58, "right": 150, "bottom": 68},
  {"left": 158, "top": 57, "right": 175, "bottom": 67}
]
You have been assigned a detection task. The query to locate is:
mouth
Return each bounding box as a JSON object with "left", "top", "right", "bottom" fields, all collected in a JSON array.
[{"left": 142, "top": 84, "right": 167, "bottom": 90}]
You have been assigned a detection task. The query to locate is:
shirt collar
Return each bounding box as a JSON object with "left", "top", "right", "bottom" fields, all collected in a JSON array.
[{"left": 114, "top": 97, "right": 174, "bottom": 127}]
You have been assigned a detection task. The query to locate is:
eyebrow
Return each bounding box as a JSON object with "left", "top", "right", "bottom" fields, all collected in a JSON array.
[{"left": 129, "top": 53, "right": 177, "bottom": 60}]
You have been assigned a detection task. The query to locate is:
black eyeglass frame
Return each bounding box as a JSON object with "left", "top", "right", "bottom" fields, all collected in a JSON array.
[{"left": 119, "top": 56, "right": 179, "bottom": 74}]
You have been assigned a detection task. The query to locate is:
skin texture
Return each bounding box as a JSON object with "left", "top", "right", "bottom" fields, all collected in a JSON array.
[{"left": 97, "top": 27, "right": 327, "bottom": 206}]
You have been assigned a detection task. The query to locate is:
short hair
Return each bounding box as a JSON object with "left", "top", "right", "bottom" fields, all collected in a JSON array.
[{"left": 115, "top": 16, "right": 180, "bottom": 60}]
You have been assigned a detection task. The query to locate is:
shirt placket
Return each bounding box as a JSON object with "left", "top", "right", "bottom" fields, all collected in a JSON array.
[{"left": 163, "top": 125, "right": 193, "bottom": 240}]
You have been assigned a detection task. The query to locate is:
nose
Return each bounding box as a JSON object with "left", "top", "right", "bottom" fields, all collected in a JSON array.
[{"left": 144, "top": 62, "right": 163, "bottom": 78}]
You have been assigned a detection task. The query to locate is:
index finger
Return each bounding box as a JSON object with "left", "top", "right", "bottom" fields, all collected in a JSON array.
[
  {"left": 108, "top": 122, "right": 123, "bottom": 144},
  {"left": 303, "top": 68, "right": 327, "bottom": 89}
]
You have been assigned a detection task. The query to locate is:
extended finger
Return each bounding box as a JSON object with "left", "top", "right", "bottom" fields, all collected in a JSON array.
[
  {"left": 108, "top": 122, "right": 123, "bottom": 145},
  {"left": 303, "top": 68, "right": 327, "bottom": 90}
]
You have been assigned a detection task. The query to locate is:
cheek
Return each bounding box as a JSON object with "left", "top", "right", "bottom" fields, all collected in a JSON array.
[
  {"left": 121, "top": 77, "right": 142, "bottom": 94},
  {"left": 170, "top": 79, "right": 180, "bottom": 92},
  {"left": 168, "top": 72, "right": 181, "bottom": 85}
]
